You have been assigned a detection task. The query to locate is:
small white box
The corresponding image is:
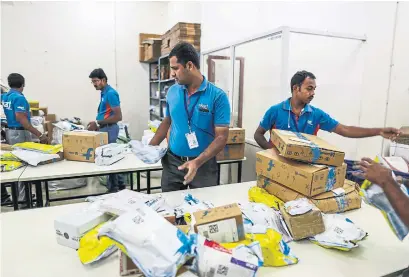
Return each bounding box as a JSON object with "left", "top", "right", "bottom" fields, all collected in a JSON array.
[{"left": 54, "top": 210, "right": 110, "bottom": 249}]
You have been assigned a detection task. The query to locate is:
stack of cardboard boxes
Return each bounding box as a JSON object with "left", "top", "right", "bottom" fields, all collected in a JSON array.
[
  {"left": 256, "top": 130, "right": 361, "bottom": 214},
  {"left": 161, "top": 22, "right": 201, "bottom": 55},
  {"left": 217, "top": 128, "right": 245, "bottom": 161}
]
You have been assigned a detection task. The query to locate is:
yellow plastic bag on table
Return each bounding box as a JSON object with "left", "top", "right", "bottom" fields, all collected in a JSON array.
[
  {"left": 12, "top": 142, "right": 63, "bottom": 154},
  {"left": 248, "top": 186, "right": 284, "bottom": 210},
  {"left": 0, "top": 152, "right": 21, "bottom": 162},
  {"left": 221, "top": 229, "right": 298, "bottom": 267},
  {"left": 0, "top": 160, "right": 25, "bottom": 172},
  {"left": 78, "top": 223, "right": 117, "bottom": 265}
]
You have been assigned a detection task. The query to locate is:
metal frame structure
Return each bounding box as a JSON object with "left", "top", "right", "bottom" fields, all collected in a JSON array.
[{"left": 201, "top": 25, "right": 367, "bottom": 127}]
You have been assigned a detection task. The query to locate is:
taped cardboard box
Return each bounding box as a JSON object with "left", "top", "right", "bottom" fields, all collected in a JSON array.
[
  {"left": 256, "top": 147, "right": 346, "bottom": 196},
  {"left": 216, "top": 144, "right": 245, "bottom": 161},
  {"left": 257, "top": 175, "right": 361, "bottom": 213},
  {"left": 280, "top": 203, "right": 325, "bottom": 240},
  {"left": 271, "top": 129, "right": 345, "bottom": 167},
  {"left": 193, "top": 203, "right": 245, "bottom": 243},
  {"left": 63, "top": 131, "right": 108, "bottom": 162},
  {"left": 226, "top": 128, "right": 245, "bottom": 144}
]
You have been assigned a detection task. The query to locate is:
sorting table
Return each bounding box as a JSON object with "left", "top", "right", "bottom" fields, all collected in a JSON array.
[
  {"left": 14, "top": 154, "right": 246, "bottom": 209},
  {"left": 1, "top": 182, "right": 408, "bottom": 277}
]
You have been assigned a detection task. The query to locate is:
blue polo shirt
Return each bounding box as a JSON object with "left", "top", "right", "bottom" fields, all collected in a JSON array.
[
  {"left": 166, "top": 76, "right": 231, "bottom": 157},
  {"left": 96, "top": 85, "right": 120, "bottom": 121},
  {"left": 260, "top": 98, "right": 339, "bottom": 135},
  {"left": 1, "top": 89, "right": 31, "bottom": 127}
]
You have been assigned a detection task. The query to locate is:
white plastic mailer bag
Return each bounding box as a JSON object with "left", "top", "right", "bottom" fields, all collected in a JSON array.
[{"left": 98, "top": 199, "right": 195, "bottom": 277}]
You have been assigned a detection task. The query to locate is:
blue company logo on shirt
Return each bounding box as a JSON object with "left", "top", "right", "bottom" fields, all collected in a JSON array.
[
  {"left": 198, "top": 103, "right": 209, "bottom": 112},
  {"left": 307, "top": 120, "right": 313, "bottom": 126},
  {"left": 1, "top": 101, "right": 11, "bottom": 110}
]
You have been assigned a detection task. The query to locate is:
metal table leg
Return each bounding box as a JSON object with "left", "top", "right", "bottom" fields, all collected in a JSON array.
[
  {"left": 35, "top": 181, "right": 43, "bottom": 208},
  {"left": 24, "top": 182, "right": 32, "bottom": 208},
  {"left": 147, "top": 171, "right": 151, "bottom": 194},
  {"left": 238, "top": 161, "right": 242, "bottom": 183},
  {"left": 217, "top": 164, "right": 221, "bottom": 185},
  {"left": 45, "top": 181, "right": 50, "bottom": 207},
  {"left": 137, "top": 172, "right": 141, "bottom": 192},
  {"left": 11, "top": 182, "right": 19, "bottom": 211},
  {"left": 130, "top": 172, "right": 134, "bottom": 191}
]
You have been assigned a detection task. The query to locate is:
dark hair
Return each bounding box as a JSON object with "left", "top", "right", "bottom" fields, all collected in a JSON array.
[
  {"left": 89, "top": 68, "right": 108, "bottom": 81},
  {"left": 169, "top": 42, "right": 200, "bottom": 69},
  {"left": 8, "top": 73, "right": 25, "bottom": 89},
  {"left": 290, "top": 70, "right": 316, "bottom": 92}
]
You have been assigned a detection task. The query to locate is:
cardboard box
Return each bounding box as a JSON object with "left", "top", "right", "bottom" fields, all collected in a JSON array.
[
  {"left": 161, "top": 22, "right": 201, "bottom": 55},
  {"left": 1, "top": 143, "right": 13, "bottom": 151},
  {"left": 216, "top": 144, "right": 245, "bottom": 161},
  {"left": 63, "top": 131, "right": 108, "bottom": 162},
  {"left": 280, "top": 203, "right": 325, "bottom": 240},
  {"left": 45, "top": 114, "right": 57, "bottom": 122},
  {"left": 271, "top": 129, "right": 345, "bottom": 167},
  {"left": 395, "top": 126, "right": 409, "bottom": 145},
  {"left": 143, "top": 39, "right": 162, "bottom": 62},
  {"left": 257, "top": 175, "right": 361, "bottom": 213},
  {"left": 226, "top": 128, "right": 245, "bottom": 144},
  {"left": 256, "top": 148, "right": 346, "bottom": 196},
  {"left": 193, "top": 203, "right": 245, "bottom": 243},
  {"left": 54, "top": 210, "right": 110, "bottom": 249},
  {"left": 44, "top": 121, "right": 57, "bottom": 144},
  {"left": 31, "top": 106, "right": 48, "bottom": 116},
  {"left": 139, "top": 33, "right": 162, "bottom": 62}
]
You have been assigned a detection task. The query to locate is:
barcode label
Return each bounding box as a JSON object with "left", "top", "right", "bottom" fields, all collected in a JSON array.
[
  {"left": 217, "top": 265, "right": 229, "bottom": 276},
  {"left": 209, "top": 224, "right": 219, "bottom": 234},
  {"left": 207, "top": 267, "right": 215, "bottom": 277}
]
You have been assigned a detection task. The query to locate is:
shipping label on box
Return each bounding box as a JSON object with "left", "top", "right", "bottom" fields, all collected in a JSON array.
[
  {"left": 193, "top": 203, "right": 245, "bottom": 243},
  {"left": 279, "top": 203, "right": 325, "bottom": 240},
  {"left": 257, "top": 175, "right": 361, "bottom": 213},
  {"left": 256, "top": 148, "right": 346, "bottom": 196},
  {"left": 226, "top": 128, "right": 245, "bottom": 144},
  {"left": 216, "top": 144, "right": 245, "bottom": 161},
  {"left": 271, "top": 129, "right": 345, "bottom": 167},
  {"left": 63, "top": 131, "right": 108, "bottom": 162}
]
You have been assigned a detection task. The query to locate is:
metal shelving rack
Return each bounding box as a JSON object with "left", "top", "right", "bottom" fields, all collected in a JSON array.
[{"left": 149, "top": 54, "right": 176, "bottom": 121}]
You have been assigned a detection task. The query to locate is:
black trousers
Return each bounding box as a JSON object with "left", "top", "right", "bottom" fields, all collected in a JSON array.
[{"left": 161, "top": 151, "right": 218, "bottom": 192}]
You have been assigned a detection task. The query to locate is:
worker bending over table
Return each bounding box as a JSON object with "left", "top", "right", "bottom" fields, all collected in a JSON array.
[
  {"left": 1, "top": 73, "right": 48, "bottom": 206},
  {"left": 87, "top": 68, "right": 124, "bottom": 192},
  {"left": 254, "top": 70, "right": 401, "bottom": 149},
  {"left": 150, "top": 42, "right": 231, "bottom": 192}
]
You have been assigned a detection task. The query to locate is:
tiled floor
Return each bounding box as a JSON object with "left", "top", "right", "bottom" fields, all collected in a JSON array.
[{"left": 1, "top": 172, "right": 163, "bottom": 213}]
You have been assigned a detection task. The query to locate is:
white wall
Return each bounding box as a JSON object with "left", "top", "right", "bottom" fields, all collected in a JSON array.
[
  {"left": 200, "top": 1, "right": 409, "bottom": 181},
  {"left": 1, "top": 1, "right": 168, "bottom": 139}
]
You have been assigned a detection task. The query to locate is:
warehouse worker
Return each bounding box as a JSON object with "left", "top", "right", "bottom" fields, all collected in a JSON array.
[
  {"left": 149, "top": 42, "right": 231, "bottom": 192},
  {"left": 1, "top": 73, "right": 48, "bottom": 205},
  {"left": 87, "top": 68, "right": 124, "bottom": 192},
  {"left": 358, "top": 158, "right": 409, "bottom": 228},
  {"left": 254, "top": 70, "right": 401, "bottom": 149}
]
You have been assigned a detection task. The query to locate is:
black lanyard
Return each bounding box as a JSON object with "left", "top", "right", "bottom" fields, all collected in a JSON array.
[
  {"left": 184, "top": 92, "right": 201, "bottom": 129},
  {"left": 290, "top": 112, "right": 308, "bottom": 133}
]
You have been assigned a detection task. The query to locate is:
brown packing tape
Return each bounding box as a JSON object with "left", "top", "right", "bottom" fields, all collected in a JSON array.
[{"left": 257, "top": 175, "right": 361, "bottom": 213}]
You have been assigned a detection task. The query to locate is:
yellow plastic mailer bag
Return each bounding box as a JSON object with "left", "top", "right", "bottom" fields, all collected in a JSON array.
[
  {"left": 12, "top": 142, "right": 63, "bottom": 154},
  {"left": 0, "top": 152, "right": 21, "bottom": 162},
  {"left": 78, "top": 223, "right": 117, "bottom": 265},
  {"left": 0, "top": 160, "right": 25, "bottom": 172},
  {"left": 248, "top": 186, "right": 284, "bottom": 210},
  {"left": 221, "top": 229, "right": 298, "bottom": 267}
]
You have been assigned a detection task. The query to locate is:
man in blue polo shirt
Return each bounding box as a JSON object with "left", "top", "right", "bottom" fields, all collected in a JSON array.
[
  {"left": 1, "top": 73, "right": 48, "bottom": 205},
  {"left": 149, "top": 42, "right": 231, "bottom": 192},
  {"left": 87, "top": 68, "right": 124, "bottom": 192},
  {"left": 254, "top": 70, "right": 401, "bottom": 149}
]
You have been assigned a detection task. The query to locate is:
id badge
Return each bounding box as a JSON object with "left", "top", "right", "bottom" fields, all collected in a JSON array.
[{"left": 186, "top": 132, "right": 199, "bottom": 149}]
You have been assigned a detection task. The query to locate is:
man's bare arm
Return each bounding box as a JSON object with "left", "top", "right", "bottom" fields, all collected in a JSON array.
[
  {"left": 254, "top": 126, "right": 273, "bottom": 149},
  {"left": 149, "top": 117, "right": 171, "bottom": 146}
]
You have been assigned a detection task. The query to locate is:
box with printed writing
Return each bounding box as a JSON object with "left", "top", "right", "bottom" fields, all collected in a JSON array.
[
  {"left": 270, "top": 129, "right": 345, "bottom": 167},
  {"left": 256, "top": 147, "right": 346, "bottom": 196},
  {"left": 63, "top": 131, "right": 108, "bottom": 163}
]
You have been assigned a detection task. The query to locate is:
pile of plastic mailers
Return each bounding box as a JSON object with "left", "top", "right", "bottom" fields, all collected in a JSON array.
[
  {"left": 1, "top": 142, "right": 63, "bottom": 171},
  {"left": 129, "top": 140, "right": 167, "bottom": 164},
  {"left": 55, "top": 190, "right": 305, "bottom": 277}
]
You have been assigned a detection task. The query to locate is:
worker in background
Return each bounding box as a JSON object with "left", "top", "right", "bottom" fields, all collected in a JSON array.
[
  {"left": 87, "top": 68, "right": 124, "bottom": 192},
  {"left": 254, "top": 70, "right": 401, "bottom": 149},
  {"left": 358, "top": 158, "right": 409, "bottom": 228},
  {"left": 149, "top": 42, "right": 231, "bottom": 192},
  {"left": 1, "top": 73, "right": 48, "bottom": 205}
]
